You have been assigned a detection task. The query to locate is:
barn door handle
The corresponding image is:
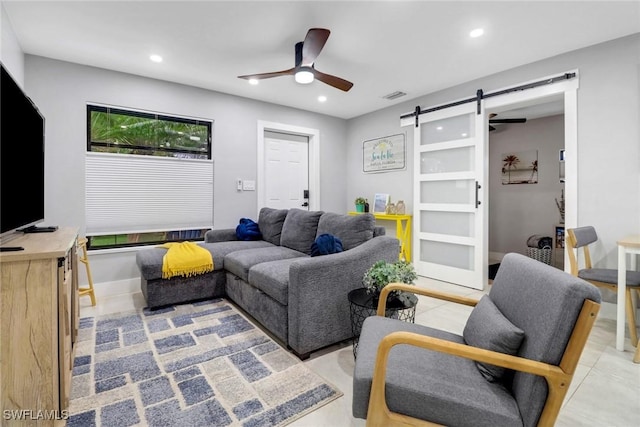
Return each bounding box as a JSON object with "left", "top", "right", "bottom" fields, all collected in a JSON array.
[{"left": 475, "top": 182, "right": 481, "bottom": 208}]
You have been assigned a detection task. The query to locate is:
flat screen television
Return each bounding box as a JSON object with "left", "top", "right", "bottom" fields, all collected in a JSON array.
[{"left": 1, "top": 63, "right": 46, "bottom": 241}]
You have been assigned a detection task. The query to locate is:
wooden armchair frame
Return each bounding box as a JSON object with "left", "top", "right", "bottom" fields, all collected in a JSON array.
[{"left": 366, "top": 283, "right": 600, "bottom": 427}]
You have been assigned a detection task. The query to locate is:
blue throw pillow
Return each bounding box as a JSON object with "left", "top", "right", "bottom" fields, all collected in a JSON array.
[
  {"left": 310, "top": 233, "right": 343, "bottom": 257},
  {"left": 236, "top": 218, "right": 262, "bottom": 241}
]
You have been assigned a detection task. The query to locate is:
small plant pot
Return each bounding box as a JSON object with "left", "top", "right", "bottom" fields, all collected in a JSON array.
[{"left": 355, "top": 204, "right": 365, "bottom": 213}]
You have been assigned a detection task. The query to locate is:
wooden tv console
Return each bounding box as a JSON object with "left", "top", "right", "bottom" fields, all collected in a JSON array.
[{"left": 0, "top": 227, "right": 79, "bottom": 426}]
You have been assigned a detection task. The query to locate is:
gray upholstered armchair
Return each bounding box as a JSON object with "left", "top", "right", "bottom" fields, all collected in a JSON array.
[{"left": 352, "top": 253, "right": 601, "bottom": 427}]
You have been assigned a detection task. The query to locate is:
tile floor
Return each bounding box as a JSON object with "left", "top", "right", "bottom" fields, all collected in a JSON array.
[{"left": 80, "top": 276, "right": 640, "bottom": 427}]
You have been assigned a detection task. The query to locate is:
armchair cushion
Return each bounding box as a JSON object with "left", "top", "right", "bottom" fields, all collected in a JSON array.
[
  {"left": 353, "top": 316, "right": 522, "bottom": 427},
  {"left": 463, "top": 295, "right": 525, "bottom": 382},
  {"left": 578, "top": 268, "right": 640, "bottom": 286}
]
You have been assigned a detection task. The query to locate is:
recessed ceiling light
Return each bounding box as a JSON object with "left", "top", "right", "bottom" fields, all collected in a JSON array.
[
  {"left": 149, "top": 54, "right": 163, "bottom": 63},
  {"left": 469, "top": 28, "right": 484, "bottom": 38},
  {"left": 248, "top": 79, "right": 259, "bottom": 85},
  {"left": 461, "top": 132, "right": 468, "bottom": 137},
  {"left": 436, "top": 126, "right": 443, "bottom": 131},
  {"left": 318, "top": 95, "right": 327, "bottom": 103}
]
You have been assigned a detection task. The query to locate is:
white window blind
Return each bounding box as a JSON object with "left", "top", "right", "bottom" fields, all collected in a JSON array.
[{"left": 86, "top": 152, "right": 213, "bottom": 235}]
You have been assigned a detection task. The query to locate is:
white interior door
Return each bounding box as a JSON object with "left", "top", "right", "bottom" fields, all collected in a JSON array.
[
  {"left": 408, "top": 102, "right": 488, "bottom": 290},
  {"left": 264, "top": 137, "right": 309, "bottom": 210}
]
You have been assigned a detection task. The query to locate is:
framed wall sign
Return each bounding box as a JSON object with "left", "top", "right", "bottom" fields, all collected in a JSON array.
[{"left": 363, "top": 133, "right": 406, "bottom": 173}]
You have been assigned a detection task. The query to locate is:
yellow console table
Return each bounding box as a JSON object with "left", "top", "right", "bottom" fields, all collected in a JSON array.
[{"left": 348, "top": 212, "right": 412, "bottom": 262}]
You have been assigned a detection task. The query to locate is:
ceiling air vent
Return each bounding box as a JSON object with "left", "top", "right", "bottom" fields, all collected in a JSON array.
[{"left": 382, "top": 91, "right": 407, "bottom": 100}]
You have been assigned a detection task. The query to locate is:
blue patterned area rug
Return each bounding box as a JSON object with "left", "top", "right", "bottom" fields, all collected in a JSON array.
[{"left": 68, "top": 298, "right": 343, "bottom": 426}]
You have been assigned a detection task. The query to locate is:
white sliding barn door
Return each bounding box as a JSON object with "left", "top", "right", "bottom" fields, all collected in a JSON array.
[{"left": 404, "top": 102, "right": 488, "bottom": 290}]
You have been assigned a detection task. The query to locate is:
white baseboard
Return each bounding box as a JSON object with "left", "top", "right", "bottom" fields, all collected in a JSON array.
[{"left": 92, "top": 277, "right": 140, "bottom": 298}]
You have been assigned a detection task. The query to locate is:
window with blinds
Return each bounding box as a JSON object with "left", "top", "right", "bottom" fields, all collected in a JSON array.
[{"left": 86, "top": 105, "right": 213, "bottom": 249}]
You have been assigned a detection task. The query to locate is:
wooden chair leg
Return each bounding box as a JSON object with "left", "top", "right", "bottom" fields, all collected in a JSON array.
[
  {"left": 78, "top": 238, "right": 97, "bottom": 306},
  {"left": 634, "top": 342, "right": 640, "bottom": 364},
  {"left": 625, "top": 288, "right": 638, "bottom": 347}
]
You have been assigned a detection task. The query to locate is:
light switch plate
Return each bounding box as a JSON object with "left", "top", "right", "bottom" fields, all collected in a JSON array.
[
  {"left": 236, "top": 179, "right": 243, "bottom": 191},
  {"left": 242, "top": 180, "right": 256, "bottom": 191}
]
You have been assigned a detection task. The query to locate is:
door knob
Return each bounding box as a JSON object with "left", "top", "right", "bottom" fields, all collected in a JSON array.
[{"left": 301, "top": 202, "right": 309, "bottom": 207}]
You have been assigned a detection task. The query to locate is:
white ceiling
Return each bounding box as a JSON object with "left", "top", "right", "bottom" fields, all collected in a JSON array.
[{"left": 3, "top": 1, "right": 639, "bottom": 119}]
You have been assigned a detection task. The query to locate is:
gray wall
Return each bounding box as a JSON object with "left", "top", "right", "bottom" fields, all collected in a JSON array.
[
  {"left": 1, "top": 3, "right": 24, "bottom": 86},
  {"left": 346, "top": 33, "right": 640, "bottom": 270},
  {"left": 488, "top": 115, "right": 565, "bottom": 256},
  {"left": 21, "top": 56, "right": 347, "bottom": 286}
]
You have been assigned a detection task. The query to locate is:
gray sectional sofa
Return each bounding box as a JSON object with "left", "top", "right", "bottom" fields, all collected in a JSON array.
[{"left": 136, "top": 208, "right": 400, "bottom": 358}]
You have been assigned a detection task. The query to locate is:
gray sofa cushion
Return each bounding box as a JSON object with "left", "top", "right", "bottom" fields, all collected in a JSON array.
[
  {"left": 316, "top": 212, "right": 376, "bottom": 250},
  {"left": 258, "top": 207, "right": 289, "bottom": 245},
  {"left": 224, "top": 246, "right": 307, "bottom": 282},
  {"left": 353, "top": 316, "right": 522, "bottom": 426},
  {"left": 463, "top": 295, "right": 525, "bottom": 382},
  {"left": 135, "top": 240, "right": 274, "bottom": 281},
  {"left": 280, "top": 208, "right": 324, "bottom": 255},
  {"left": 248, "top": 258, "right": 302, "bottom": 305}
]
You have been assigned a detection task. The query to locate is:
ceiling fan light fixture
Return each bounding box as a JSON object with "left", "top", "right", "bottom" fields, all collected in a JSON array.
[
  {"left": 469, "top": 28, "right": 484, "bottom": 38},
  {"left": 248, "top": 78, "right": 259, "bottom": 85},
  {"left": 295, "top": 68, "right": 314, "bottom": 84}
]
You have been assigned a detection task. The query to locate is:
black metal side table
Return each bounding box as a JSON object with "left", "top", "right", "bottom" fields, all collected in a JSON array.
[{"left": 348, "top": 287, "right": 418, "bottom": 358}]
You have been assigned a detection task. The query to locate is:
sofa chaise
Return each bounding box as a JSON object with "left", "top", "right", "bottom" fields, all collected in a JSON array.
[{"left": 136, "top": 208, "right": 400, "bottom": 358}]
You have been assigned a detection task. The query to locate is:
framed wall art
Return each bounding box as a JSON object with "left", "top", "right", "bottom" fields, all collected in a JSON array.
[
  {"left": 501, "top": 149, "right": 538, "bottom": 184},
  {"left": 363, "top": 133, "right": 406, "bottom": 173}
]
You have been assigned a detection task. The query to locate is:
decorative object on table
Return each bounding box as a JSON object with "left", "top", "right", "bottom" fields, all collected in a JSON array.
[
  {"left": 348, "top": 287, "right": 418, "bottom": 358},
  {"left": 372, "top": 193, "right": 390, "bottom": 214},
  {"left": 363, "top": 133, "right": 406, "bottom": 173},
  {"left": 364, "top": 199, "right": 370, "bottom": 213},
  {"left": 555, "top": 188, "right": 565, "bottom": 224},
  {"left": 395, "top": 200, "right": 406, "bottom": 215},
  {"left": 354, "top": 196, "right": 367, "bottom": 213},
  {"left": 68, "top": 299, "right": 342, "bottom": 426},
  {"left": 501, "top": 149, "right": 538, "bottom": 184},
  {"left": 362, "top": 259, "right": 417, "bottom": 304},
  {"left": 385, "top": 202, "right": 396, "bottom": 215},
  {"left": 351, "top": 258, "right": 419, "bottom": 357}
]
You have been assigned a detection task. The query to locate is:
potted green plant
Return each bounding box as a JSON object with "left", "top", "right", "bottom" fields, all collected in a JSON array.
[
  {"left": 362, "top": 260, "right": 417, "bottom": 304},
  {"left": 354, "top": 197, "right": 367, "bottom": 212}
]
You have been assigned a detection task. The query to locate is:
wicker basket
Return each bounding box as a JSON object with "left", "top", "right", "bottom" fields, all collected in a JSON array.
[{"left": 526, "top": 247, "right": 552, "bottom": 265}]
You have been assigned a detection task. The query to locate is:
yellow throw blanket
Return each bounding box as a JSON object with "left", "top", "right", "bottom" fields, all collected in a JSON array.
[{"left": 160, "top": 241, "right": 214, "bottom": 279}]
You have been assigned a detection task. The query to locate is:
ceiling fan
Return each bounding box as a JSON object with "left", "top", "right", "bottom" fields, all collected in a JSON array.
[
  {"left": 489, "top": 113, "right": 527, "bottom": 131},
  {"left": 237, "top": 28, "right": 354, "bottom": 92}
]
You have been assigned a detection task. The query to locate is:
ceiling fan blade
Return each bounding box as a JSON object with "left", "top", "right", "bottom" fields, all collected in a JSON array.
[
  {"left": 489, "top": 118, "right": 527, "bottom": 124},
  {"left": 312, "top": 69, "right": 353, "bottom": 92},
  {"left": 301, "top": 28, "right": 331, "bottom": 67},
  {"left": 238, "top": 68, "right": 295, "bottom": 80}
]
